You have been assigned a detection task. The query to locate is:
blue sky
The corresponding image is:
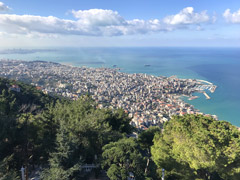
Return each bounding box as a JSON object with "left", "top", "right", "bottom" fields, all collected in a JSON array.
[{"left": 0, "top": 0, "right": 239, "bottom": 47}]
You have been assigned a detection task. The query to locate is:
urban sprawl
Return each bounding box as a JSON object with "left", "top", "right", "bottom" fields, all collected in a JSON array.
[{"left": 0, "top": 60, "right": 217, "bottom": 129}]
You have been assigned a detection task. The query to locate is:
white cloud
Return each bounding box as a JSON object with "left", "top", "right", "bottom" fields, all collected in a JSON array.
[
  {"left": 223, "top": 9, "right": 240, "bottom": 24},
  {"left": 163, "top": 7, "right": 209, "bottom": 25},
  {"left": 0, "top": 2, "right": 10, "bottom": 12},
  {"left": 0, "top": 7, "right": 212, "bottom": 37},
  {"left": 72, "top": 9, "right": 126, "bottom": 26},
  {"left": 0, "top": 14, "right": 83, "bottom": 34}
]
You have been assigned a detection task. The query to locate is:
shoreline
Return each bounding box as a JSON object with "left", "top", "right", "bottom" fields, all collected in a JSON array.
[
  {"left": 0, "top": 59, "right": 220, "bottom": 129},
  {"left": 1, "top": 47, "right": 239, "bottom": 126}
]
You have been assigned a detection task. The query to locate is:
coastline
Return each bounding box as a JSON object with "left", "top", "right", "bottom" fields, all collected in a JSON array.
[
  {"left": 0, "top": 59, "right": 219, "bottom": 129},
  {"left": 0, "top": 47, "right": 239, "bottom": 126}
]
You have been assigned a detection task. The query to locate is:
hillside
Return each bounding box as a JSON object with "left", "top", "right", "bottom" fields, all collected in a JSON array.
[
  {"left": 0, "top": 77, "right": 58, "bottom": 115},
  {"left": 1, "top": 78, "right": 240, "bottom": 180}
]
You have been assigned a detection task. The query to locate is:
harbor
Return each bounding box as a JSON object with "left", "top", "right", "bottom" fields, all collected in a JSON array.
[
  {"left": 203, "top": 91, "right": 211, "bottom": 100},
  {"left": 195, "top": 79, "right": 217, "bottom": 99}
]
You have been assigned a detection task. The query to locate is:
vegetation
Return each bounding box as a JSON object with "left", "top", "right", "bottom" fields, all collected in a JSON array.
[
  {"left": 1, "top": 77, "right": 240, "bottom": 180},
  {"left": 151, "top": 115, "right": 240, "bottom": 180},
  {"left": 102, "top": 138, "right": 145, "bottom": 180},
  {"left": 0, "top": 78, "right": 136, "bottom": 179},
  {"left": 0, "top": 77, "right": 57, "bottom": 115},
  {"left": 138, "top": 126, "right": 161, "bottom": 179}
]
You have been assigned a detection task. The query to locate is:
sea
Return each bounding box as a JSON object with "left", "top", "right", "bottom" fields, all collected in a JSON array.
[{"left": 0, "top": 47, "right": 239, "bottom": 126}]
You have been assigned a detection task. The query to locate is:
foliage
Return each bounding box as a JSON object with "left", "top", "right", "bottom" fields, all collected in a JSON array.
[
  {"left": 151, "top": 114, "right": 240, "bottom": 180},
  {"left": 40, "top": 96, "right": 133, "bottom": 179},
  {"left": 40, "top": 119, "right": 82, "bottom": 180},
  {"left": 0, "top": 155, "right": 19, "bottom": 180},
  {"left": 138, "top": 126, "right": 161, "bottom": 178},
  {"left": 0, "top": 77, "right": 134, "bottom": 179},
  {"left": 138, "top": 126, "right": 161, "bottom": 151},
  {"left": 0, "top": 77, "right": 58, "bottom": 177},
  {"left": 102, "top": 138, "right": 146, "bottom": 180},
  {"left": 0, "top": 77, "right": 57, "bottom": 115},
  {"left": 104, "top": 108, "right": 135, "bottom": 134}
]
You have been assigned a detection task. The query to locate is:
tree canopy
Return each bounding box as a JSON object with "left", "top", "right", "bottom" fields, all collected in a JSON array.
[
  {"left": 151, "top": 114, "right": 240, "bottom": 180},
  {"left": 38, "top": 96, "right": 134, "bottom": 179},
  {"left": 102, "top": 137, "right": 145, "bottom": 180}
]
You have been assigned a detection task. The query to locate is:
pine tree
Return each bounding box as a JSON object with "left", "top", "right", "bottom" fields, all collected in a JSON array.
[{"left": 41, "top": 119, "right": 82, "bottom": 180}]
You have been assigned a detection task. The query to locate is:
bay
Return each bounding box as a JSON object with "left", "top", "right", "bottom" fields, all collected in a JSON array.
[{"left": 1, "top": 47, "right": 239, "bottom": 126}]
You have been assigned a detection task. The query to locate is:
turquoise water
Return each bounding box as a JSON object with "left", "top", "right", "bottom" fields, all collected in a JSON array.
[{"left": 0, "top": 47, "right": 239, "bottom": 126}]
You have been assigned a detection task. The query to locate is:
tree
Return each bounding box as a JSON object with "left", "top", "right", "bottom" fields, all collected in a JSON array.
[
  {"left": 104, "top": 108, "right": 134, "bottom": 135},
  {"left": 0, "top": 78, "right": 59, "bottom": 177},
  {"left": 102, "top": 138, "right": 145, "bottom": 180},
  {"left": 0, "top": 77, "right": 58, "bottom": 114},
  {"left": 15, "top": 113, "right": 41, "bottom": 179},
  {"left": 49, "top": 97, "right": 122, "bottom": 161},
  {"left": 0, "top": 115, "right": 17, "bottom": 161},
  {"left": 0, "top": 89, "right": 17, "bottom": 116},
  {"left": 41, "top": 95, "right": 127, "bottom": 179},
  {"left": 138, "top": 126, "right": 161, "bottom": 178},
  {"left": 138, "top": 126, "right": 161, "bottom": 152},
  {"left": 0, "top": 78, "right": 139, "bottom": 179},
  {"left": 33, "top": 103, "right": 59, "bottom": 164},
  {"left": 40, "top": 118, "right": 82, "bottom": 180},
  {"left": 151, "top": 115, "right": 240, "bottom": 180},
  {"left": 0, "top": 155, "right": 19, "bottom": 180}
]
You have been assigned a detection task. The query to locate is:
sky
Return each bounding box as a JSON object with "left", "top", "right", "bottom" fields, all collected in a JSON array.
[{"left": 0, "top": 0, "right": 239, "bottom": 47}]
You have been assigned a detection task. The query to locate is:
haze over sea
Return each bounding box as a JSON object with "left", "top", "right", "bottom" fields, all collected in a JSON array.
[{"left": 0, "top": 47, "right": 239, "bottom": 126}]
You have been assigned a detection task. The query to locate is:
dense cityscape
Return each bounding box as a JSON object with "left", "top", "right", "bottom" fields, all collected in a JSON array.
[{"left": 0, "top": 59, "right": 217, "bottom": 129}]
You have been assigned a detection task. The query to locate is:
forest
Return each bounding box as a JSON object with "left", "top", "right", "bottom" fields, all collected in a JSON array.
[{"left": 1, "top": 77, "right": 240, "bottom": 180}]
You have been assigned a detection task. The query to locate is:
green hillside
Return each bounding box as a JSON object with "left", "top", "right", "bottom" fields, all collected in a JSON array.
[
  {"left": 1, "top": 78, "right": 240, "bottom": 180},
  {"left": 0, "top": 77, "right": 57, "bottom": 115}
]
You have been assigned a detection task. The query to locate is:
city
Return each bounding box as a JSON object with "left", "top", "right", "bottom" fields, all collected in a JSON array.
[{"left": 0, "top": 59, "right": 217, "bottom": 129}]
